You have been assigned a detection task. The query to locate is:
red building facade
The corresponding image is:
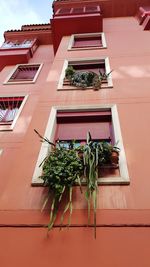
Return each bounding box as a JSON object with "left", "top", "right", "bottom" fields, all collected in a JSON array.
[{"left": 1, "top": 0, "right": 150, "bottom": 266}]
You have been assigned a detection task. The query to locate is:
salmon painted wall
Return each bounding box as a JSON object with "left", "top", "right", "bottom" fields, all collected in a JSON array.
[
  {"left": 1, "top": 228, "right": 150, "bottom": 267},
  {"left": 1, "top": 16, "right": 150, "bottom": 215},
  {"left": 1, "top": 16, "right": 150, "bottom": 266}
]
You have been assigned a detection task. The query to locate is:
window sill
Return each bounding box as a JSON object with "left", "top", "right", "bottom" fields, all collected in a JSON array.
[
  {"left": 68, "top": 46, "right": 107, "bottom": 51},
  {"left": 57, "top": 84, "right": 113, "bottom": 91},
  {"left": 32, "top": 175, "right": 130, "bottom": 186}
]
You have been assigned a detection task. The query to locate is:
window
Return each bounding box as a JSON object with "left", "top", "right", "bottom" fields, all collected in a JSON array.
[
  {"left": 0, "top": 39, "right": 38, "bottom": 56},
  {"left": 4, "top": 63, "right": 43, "bottom": 84},
  {"left": 32, "top": 105, "right": 129, "bottom": 185},
  {"left": 56, "top": 6, "right": 100, "bottom": 16},
  {"left": 58, "top": 57, "right": 113, "bottom": 90},
  {"left": 0, "top": 95, "right": 27, "bottom": 131},
  {"left": 1, "top": 39, "right": 35, "bottom": 49},
  {"left": 68, "top": 33, "right": 107, "bottom": 50}
]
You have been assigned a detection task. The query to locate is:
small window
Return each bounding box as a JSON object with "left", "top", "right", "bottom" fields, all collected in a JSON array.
[
  {"left": 58, "top": 58, "right": 112, "bottom": 90},
  {"left": 56, "top": 6, "right": 100, "bottom": 16},
  {"left": 56, "top": 8, "right": 72, "bottom": 15},
  {"left": 1, "top": 39, "right": 34, "bottom": 49},
  {"left": 85, "top": 6, "right": 99, "bottom": 12},
  {"left": 4, "top": 64, "right": 43, "bottom": 84},
  {"left": 68, "top": 33, "right": 107, "bottom": 50},
  {"left": 32, "top": 105, "right": 129, "bottom": 185},
  {"left": 73, "top": 36, "right": 102, "bottom": 48},
  {"left": 0, "top": 95, "right": 27, "bottom": 131},
  {"left": 72, "top": 7, "right": 84, "bottom": 13}
]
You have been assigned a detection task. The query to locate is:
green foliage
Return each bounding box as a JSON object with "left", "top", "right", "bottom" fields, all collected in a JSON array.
[
  {"left": 36, "top": 137, "right": 83, "bottom": 230},
  {"left": 83, "top": 132, "right": 98, "bottom": 238},
  {"left": 35, "top": 129, "right": 119, "bottom": 238},
  {"left": 65, "top": 65, "right": 113, "bottom": 90},
  {"left": 41, "top": 146, "right": 83, "bottom": 189},
  {"left": 71, "top": 71, "right": 95, "bottom": 88},
  {"left": 65, "top": 65, "right": 75, "bottom": 80},
  {"left": 99, "top": 69, "right": 113, "bottom": 81}
]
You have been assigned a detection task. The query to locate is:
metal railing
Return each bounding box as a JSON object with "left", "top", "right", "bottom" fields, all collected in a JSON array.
[{"left": 1, "top": 40, "right": 33, "bottom": 49}]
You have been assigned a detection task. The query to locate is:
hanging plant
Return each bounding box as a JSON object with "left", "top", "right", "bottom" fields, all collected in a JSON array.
[
  {"left": 82, "top": 134, "right": 120, "bottom": 238},
  {"left": 83, "top": 132, "right": 99, "bottom": 239},
  {"left": 34, "top": 130, "right": 83, "bottom": 231},
  {"left": 34, "top": 129, "right": 119, "bottom": 237}
]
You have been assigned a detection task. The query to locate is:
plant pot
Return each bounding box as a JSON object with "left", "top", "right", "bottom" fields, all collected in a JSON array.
[
  {"left": 111, "top": 150, "right": 119, "bottom": 165},
  {"left": 77, "top": 151, "right": 84, "bottom": 160},
  {"left": 63, "top": 78, "right": 71, "bottom": 86}
]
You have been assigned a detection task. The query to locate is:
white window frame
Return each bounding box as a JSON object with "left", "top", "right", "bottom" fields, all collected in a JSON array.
[
  {"left": 32, "top": 104, "right": 130, "bottom": 185},
  {"left": 57, "top": 57, "right": 113, "bottom": 90},
  {"left": 0, "top": 94, "right": 28, "bottom": 131},
  {"left": 3, "top": 63, "right": 43, "bottom": 85},
  {"left": 0, "top": 148, "right": 3, "bottom": 156},
  {"left": 68, "top": 32, "right": 107, "bottom": 51}
]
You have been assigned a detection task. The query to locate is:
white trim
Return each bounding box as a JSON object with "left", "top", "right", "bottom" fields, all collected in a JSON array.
[
  {"left": 68, "top": 32, "right": 107, "bottom": 51},
  {"left": 0, "top": 94, "right": 28, "bottom": 131},
  {"left": 0, "top": 148, "right": 3, "bottom": 156},
  {"left": 57, "top": 57, "right": 113, "bottom": 90},
  {"left": 105, "top": 57, "right": 113, "bottom": 87},
  {"left": 57, "top": 59, "right": 68, "bottom": 89},
  {"left": 32, "top": 104, "right": 130, "bottom": 185},
  {"left": 3, "top": 63, "right": 43, "bottom": 85}
]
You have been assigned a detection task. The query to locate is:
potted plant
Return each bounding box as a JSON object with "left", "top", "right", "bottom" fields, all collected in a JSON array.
[
  {"left": 34, "top": 130, "right": 83, "bottom": 230},
  {"left": 65, "top": 65, "right": 113, "bottom": 90},
  {"left": 110, "top": 144, "right": 120, "bottom": 165},
  {"left": 35, "top": 130, "right": 120, "bottom": 237},
  {"left": 97, "top": 141, "right": 120, "bottom": 167}
]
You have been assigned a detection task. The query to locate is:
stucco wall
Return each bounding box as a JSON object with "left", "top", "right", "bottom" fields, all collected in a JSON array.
[{"left": 1, "top": 16, "right": 150, "bottom": 266}]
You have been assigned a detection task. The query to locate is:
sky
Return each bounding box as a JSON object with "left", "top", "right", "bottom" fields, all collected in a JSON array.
[{"left": 0, "top": 0, "right": 53, "bottom": 45}]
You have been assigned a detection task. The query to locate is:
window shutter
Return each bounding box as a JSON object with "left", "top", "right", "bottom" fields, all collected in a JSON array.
[
  {"left": 73, "top": 37, "right": 102, "bottom": 48},
  {"left": 55, "top": 111, "right": 112, "bottom": 141}
]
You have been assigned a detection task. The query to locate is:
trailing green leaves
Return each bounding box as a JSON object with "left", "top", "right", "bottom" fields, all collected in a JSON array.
[
  {"left": 35, "top": 130, "right": 119, "bottom": 238},
  {"left": 83, "top": 131, "right": 99, "bottom": 238},
  {"left": 38, "top": 138, "right": 83, "bottom": 231}
]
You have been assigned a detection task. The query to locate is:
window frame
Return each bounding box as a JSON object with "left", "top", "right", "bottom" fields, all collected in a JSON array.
[
  {"left": 1, "top": 39, "right": 37, "bottom": 50},
  {"left": 0, "top": 148, "right": 3, "bottom": 156},
  {"left": 57, "top": 57, "right": 113, "bottom": 90},
  {"left": 0, "top": 94, "right": 28, "bottom": 131},
  {"left": 3, "top": 63, "right": 43, "bottom": 85},
  {"left": 68, "top": 32, "right": 107, "bottom": 51},
  {"left": 32, "top": 104, "right": 130, "bottom": 185},
  {"left": 56, "top": 6, "right": 101, "bottom": 16}
]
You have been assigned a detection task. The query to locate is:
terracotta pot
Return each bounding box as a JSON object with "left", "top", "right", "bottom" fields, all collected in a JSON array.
[
  {"left": 111, "top": 150, "right": 119, "bottom": 165},
  {"left": 78, "top": 151, "right": 84, "bottom": 160}
]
